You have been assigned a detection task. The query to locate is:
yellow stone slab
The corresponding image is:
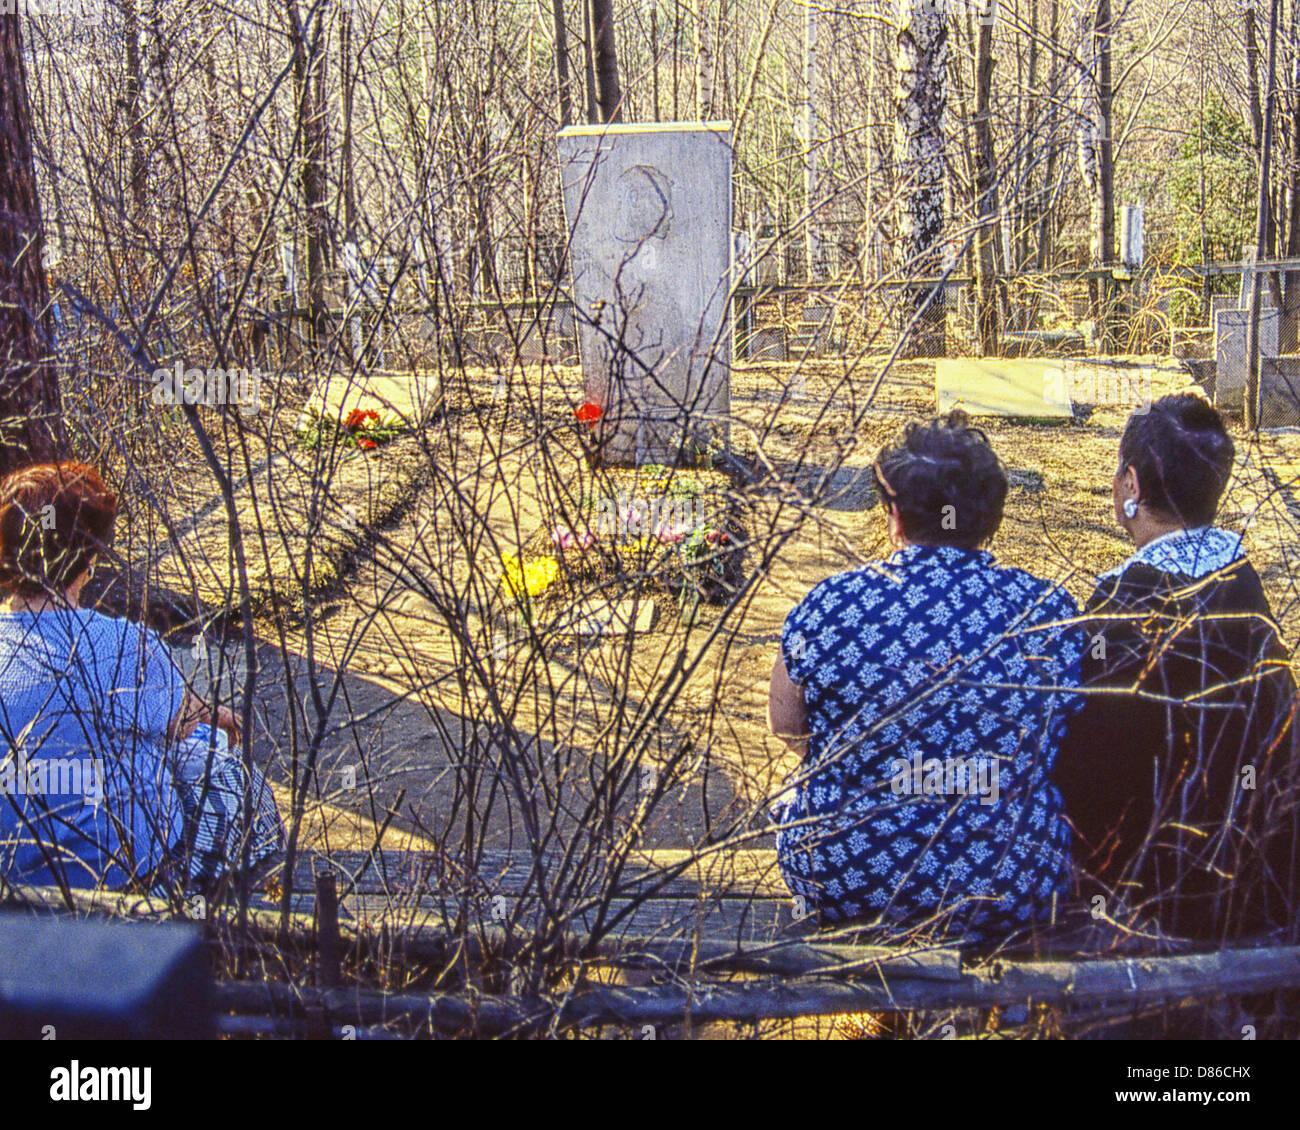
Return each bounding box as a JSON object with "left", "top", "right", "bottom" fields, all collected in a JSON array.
[
  {"left": 935, "top": 358, "right": 1073, "bottom": 418},
  {"left": 308, "top": 370, "right": 443, "bottom": 426}
]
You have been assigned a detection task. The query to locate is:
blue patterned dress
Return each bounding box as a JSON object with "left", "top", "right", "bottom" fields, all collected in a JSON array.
[{"left": 776, "top": 544, "right": 1085, "bottom": 939}]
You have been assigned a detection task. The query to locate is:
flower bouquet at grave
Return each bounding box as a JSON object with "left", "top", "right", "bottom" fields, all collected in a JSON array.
[
  {"left": 294, "top": 405, "right": 407, "bottom": 452},
  {"left": 531, "top": 463, "right": 743, "bottom": 610}
]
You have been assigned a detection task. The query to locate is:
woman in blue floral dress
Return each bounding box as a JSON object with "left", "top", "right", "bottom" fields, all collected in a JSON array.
[{"left": 768, "top": 415, "right": 1085, "bottom": 942}]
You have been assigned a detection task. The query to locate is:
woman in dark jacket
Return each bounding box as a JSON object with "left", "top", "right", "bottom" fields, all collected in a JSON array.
[{"left": 1057, "top": 394, "right": 1299, "bottom": 944}]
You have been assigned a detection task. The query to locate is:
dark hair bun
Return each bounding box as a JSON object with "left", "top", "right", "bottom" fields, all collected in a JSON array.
[{"left": 875, "top": 414, "right": 1008, "bottom": 549}]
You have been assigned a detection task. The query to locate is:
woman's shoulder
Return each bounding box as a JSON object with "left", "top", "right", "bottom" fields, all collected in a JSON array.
[
  {"left": 1089, "top": 553, "right": 1269, "bottom": 613},
  {"left": 983, "top": 559, "right": 1081, "bottom": 618},
  {"left": 42, "top": 608, "right": 167, "bottom": 655}
]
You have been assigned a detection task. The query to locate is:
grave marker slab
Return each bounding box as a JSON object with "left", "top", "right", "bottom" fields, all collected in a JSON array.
[
  {"left": 308, "top": 370, "right": 443, "bottom": 426},
  {"left": 557, "top": 122, "right": 733, "bottom": 465},
  {"left": 1214, "top": 308, "right": 1280, "bottom": 411},
  {"left": 935, "top": 358, "right": 1073, "bottom": 418}
]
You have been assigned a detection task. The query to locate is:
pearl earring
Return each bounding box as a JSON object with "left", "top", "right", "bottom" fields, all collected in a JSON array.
[{"left": 1123, "top": 498, "right": 1139, "bottom": 520}]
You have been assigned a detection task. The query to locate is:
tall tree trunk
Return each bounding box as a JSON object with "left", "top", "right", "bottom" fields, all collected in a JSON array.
[
  {"left": 340, "top": 2, "right": 357, "bottom": 240},
  {"left": 804, "top": 0, "right": 821, "bottom": 282},
  {"left": 582, "top": 0, "right": 599, "bottom": 123},
  {"left": 973, "top": 8, "right": 1000, "bottom": 354},
  {"left": 287, "top": 0, "right": 329, "bottom": 349},
  {"left": 1283, "top": 0, "right": 1300, "bottom": 347},
  {"left": 696, "top": 1, "right": 714, "bottom": 118},
  {"left": 1078, "top": 0, "right": 1115, "bottom": 351},
  {"left": 0, "top": 12, "right": 64, "bottom": 473},
  {"left": 895, "top": 0, "right": 950, "bottom": 357},
  {"left": 589, "top": 0, "right": 622, "bottom": 122},
  {"left": 1246, "top": 0, "right": 1265, "bottom": 152},
  {"left": 1021, "top": 0, "right": 1038, "bottom": 274},
  {"left": 552, "top": 0, "right": 574, "bottom": 127},
  {"left": 1247, "top": 0, "right": 1282, "bottom": 429},
  {"left": 123, "top": 0, "right": 147, "bottom": 214},
  {"left": 1035, "top": 0, "right": 1060, "bottom": 270},
  {"left": 651, "top": 8, "right": 660, "bottom": 120}
]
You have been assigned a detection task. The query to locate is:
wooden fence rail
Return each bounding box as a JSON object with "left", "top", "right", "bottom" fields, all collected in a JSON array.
[{"left": 210, "top": 945, "right": 1300, "bottom": 1035}]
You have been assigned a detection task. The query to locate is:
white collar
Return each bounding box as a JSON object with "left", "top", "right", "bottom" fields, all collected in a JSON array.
[{"left": 1099, "top": 526, "right": 1244, "bottom": 582}]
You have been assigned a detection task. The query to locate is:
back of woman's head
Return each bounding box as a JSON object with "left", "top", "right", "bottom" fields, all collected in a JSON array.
[
  {"left": 875, "top": 413, "right": 1008, "bottom": 549},
  {"left": 0, "top": 462, "right": 117, "bottom": 597},
  {"left": 1119, "top": 394, "right": 1234, "bottom": 527}
]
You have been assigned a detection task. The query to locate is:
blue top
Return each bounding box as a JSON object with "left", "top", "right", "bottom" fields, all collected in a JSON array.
[
  {"left": 0, "top": 608, "right": 186, "bottom": 889},
  {"left": 776, "top": 544, "right": 1085, "bottom": 938}
]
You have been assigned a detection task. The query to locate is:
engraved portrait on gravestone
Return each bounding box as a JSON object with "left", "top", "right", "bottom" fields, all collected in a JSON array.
[{"left": 614, "top": 166, "right": 674, "bottom": 250}]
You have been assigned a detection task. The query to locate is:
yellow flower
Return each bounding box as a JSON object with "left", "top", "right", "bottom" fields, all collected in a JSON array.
[{"left": 501, "top": 552, "right": 559, "bottom": 599}]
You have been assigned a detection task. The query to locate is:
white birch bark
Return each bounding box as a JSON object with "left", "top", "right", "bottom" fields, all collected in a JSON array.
[
  {"left": 893, "top": 0, "right": 949, "bottom": 274},
  {"left": 696, "top": 2, "right": 714, "bottom": 118},
  {"left": 805, "top": 0, "right": 822, "bottom": 281},
  {"left": 1075, "top": 6, "right": 1104, "bottom": 266}
]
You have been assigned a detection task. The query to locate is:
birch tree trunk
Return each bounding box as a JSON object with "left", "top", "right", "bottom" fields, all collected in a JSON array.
[
  {"left": 895, "top": 0, "right": 950, "bottom": 356},
  {"left": 804, "top": 0, "right": 821, "bottom": 282},
  {"left": 696, "top": 1, "right": 714, "bottom": 119},
  {"left": 123, "top": 0, "right": 147, "bottom": 215},
  {"left": 1077, "top": 0, "right": 1115, "bottom": 351},
  {"left": 0, "top": 11, "right": 64, "bottom": 472}
]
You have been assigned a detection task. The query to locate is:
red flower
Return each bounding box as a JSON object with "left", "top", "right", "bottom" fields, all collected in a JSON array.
[
  {"left": 356, "top": 437, "right": 378, "bottom": 450},
  {"left": 575, "top": 401, "right": 602, "bottom": 427},
  {"left": 344, "top": 408, "right": 380, "bottom": 430}
]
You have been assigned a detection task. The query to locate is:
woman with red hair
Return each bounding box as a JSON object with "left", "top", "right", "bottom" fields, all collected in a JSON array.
[{"left": 0, "top": 462, "right": 281, "bottom": 890}]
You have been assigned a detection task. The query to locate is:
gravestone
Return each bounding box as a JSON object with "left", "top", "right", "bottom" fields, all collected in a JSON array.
[
  {"left": 1214, "top": 307, "right": 1280, "bottom": 411},
  {"left": 935, "top": 358, "right": 1073, "bottom": 419},
  {"left": 0, "top": 913, "right": 213, "bottom": 1039},
  {"left": 1120, "top": 204, "right": 1145, "bottom": 270},
  {"left": 557, "top": 122, "right": 733, "bottom": 465},
  {"left": 1213, "top": 294, "right": 1276, "bottom": 318},
  {"left": 1261, "top": 357, "right": 1300, "bottom": 428},
  {"left": 308, "top": 370, "right": 443, "bottom": 426}
]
